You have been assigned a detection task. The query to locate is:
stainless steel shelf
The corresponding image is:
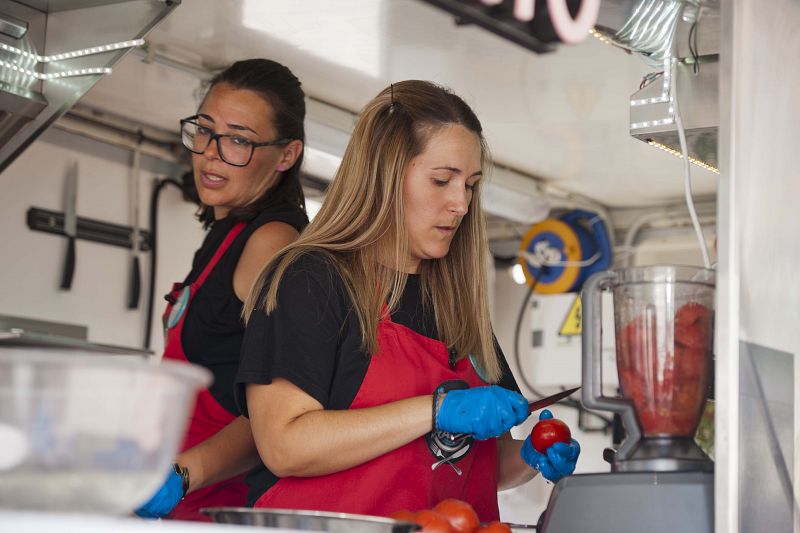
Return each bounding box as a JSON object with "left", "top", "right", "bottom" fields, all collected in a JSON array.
[{"left": 0, "top": 330, "right": 153, "bottom": 356}]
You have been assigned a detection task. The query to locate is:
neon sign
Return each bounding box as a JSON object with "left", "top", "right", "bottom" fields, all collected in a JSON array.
[{"left": 421, "top": 0, "right": 601, "bottom": 52}]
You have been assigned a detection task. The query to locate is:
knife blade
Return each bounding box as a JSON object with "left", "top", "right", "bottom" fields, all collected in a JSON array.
[
  {"left": 59, "top": 161, "right": 78, "bottom": 290},
  {"left": 528, "top": 386, "right": 580, "bottom": 413},
  {"left": 127, "top": 140, "right": 142, "bottom": 309}
]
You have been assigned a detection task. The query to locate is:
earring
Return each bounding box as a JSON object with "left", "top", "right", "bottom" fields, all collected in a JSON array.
[{"left": 277, "top": 164, "right": 287, "bottom": 172}]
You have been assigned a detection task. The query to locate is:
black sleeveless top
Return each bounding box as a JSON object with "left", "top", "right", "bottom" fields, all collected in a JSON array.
[{"left": 180, "top": 203, "right": 308, "bottom": 414}]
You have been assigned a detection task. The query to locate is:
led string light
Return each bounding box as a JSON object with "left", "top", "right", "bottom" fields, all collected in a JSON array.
[
  {"left": 646, "top": 139, "right": 719, "bottom": 174},
  {"left": 630, "top": 58, "right": 672, "bottom": 123},
  {"left": 0, "top": 39, "right": 142, "bottom": 80},
  {"left": 630, "top": 96, "right": 670, "bottom": 106},
  {"left": 630, "top": 117, "right": 675, "bottom": 129},
  {"left": 589, "top": 27, "right": 613, "bottom": 45},
  {"left": 0, "top": 39, "right": 144, "bottom": 63},
  {"left": 43, "top": 39, "right": 144, "bottom": 62},
  {"left": 0, "top": 58, "right": 111, "bottom": 80}
]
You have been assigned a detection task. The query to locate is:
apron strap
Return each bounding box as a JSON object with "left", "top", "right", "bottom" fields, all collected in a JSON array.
[{"left": 192, "top": 222, "right": 247, "bottom": 287}]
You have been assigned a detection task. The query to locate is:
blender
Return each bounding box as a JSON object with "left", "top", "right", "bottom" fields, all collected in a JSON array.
[{"left": 537, "top": 266, "right": 715, "bottom": 533}]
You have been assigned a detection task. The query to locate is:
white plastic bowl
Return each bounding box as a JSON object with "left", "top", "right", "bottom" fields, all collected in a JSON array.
[{"left": 0, "top": 352, "right": 211, "bottom": 514}]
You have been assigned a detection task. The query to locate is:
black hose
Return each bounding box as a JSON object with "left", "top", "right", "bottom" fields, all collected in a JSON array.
[
  {"left": 512, "top": 269, "right": 612, "bottom": 431},
  {"left": 143, "top": 177, "right": 183, "bottom": 349}
]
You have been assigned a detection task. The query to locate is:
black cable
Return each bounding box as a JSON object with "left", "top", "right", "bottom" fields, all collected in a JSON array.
[
  {"left": 688, "top": 20, "right": 699, "bottom": 74},
  {"left": 143, "top": 177, "right": 183, "bottom": 349},
  {"left": 512, "top": 269, "right": 613, "bottom": 431},
  {"left": 513, "top": 272, "right": 545, "bottom": 398}
]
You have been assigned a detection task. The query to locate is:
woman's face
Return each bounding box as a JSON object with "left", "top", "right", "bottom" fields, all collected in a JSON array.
[
  {"left": 192, "top": 83, "right": 298, "bottom": 219},
  {"left": 401, "top": 124, "right": 482, "bottom": 273}
]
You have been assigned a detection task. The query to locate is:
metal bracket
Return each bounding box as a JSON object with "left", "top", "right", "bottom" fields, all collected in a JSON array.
[{"left": 27, "top": 207, "right": 151, "bottom": 251}]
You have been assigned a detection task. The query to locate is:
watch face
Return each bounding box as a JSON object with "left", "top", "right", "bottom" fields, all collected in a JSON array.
[{"left": 166, "top": 286, "right": 191, "bottom": 329}]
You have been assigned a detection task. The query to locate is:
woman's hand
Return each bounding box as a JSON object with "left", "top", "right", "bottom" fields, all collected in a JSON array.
[
  {"left": 520, "top": 411, "right": 580, "bottom": 483},
  {"left": 435, "top": 386, "right": 530, "bottom": 440},
  {"left": 134, "top": 466, "right": 185, "bottom": 519}
]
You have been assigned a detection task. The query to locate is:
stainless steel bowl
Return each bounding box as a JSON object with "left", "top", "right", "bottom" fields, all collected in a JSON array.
[{"left": 201, "top": 507, "right": 420, "bottom": 533}]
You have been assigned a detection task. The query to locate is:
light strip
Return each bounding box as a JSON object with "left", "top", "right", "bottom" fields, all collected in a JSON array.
[
  {"left": 646, "top": 139, "right": 719, "bottom": 174},
  {"left": 589, "top": 27, "right": 613, "bottom": 46},
  {"left": 0, "top": 39, "right": 143, "bottom": 63},
  {"left": 630, "top": 117, "right": 675, "bottom": 129},
  {"left": 42, "top": 39, "right": 144, "bottom": 62},
  {"left": 631, "top": 96, "right": 670, "bottom": 106},
  {"left": 0, "top": 58, "right": 111, "bottom": 80}
]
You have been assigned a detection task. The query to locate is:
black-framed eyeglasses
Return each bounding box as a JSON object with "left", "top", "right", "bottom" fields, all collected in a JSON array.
[{"left": 180, "top": 116, "right": 292, "bottom": 167}]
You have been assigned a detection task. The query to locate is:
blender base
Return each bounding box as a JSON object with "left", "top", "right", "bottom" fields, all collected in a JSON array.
[
  {"left": 609, "top": 437, "right": 714, "bottom": 473},
  {"left": 538, "top": 471, "right": 713, "bottom": 533}
]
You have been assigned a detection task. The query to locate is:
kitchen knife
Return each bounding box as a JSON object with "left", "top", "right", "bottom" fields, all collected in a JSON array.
[
  {"left": 127, "top": 139, "right": 142, "bottom": 309},
  {"left": 59, "top": 161, "right": 78, "bottom": 290},
  {"left": 528, "top": 386, "right": 580, "bottom": 413}
]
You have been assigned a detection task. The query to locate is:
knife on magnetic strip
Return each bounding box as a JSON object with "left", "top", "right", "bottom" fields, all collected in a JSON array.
[
  {"left": 528, "top": 386, "right": 581, "bottom": 413},
  {"left": 59, "top": 161, "right": 78, "bottom": 290}
]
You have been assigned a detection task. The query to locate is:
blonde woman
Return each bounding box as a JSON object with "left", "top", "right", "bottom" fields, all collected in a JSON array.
[{"left": 234, "top": 81, "right": 580, "bottom": 521}]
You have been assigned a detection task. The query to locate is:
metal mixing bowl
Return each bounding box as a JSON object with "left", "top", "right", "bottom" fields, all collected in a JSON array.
[
  {"left": 0, "top": 351, "right": 211, "bottom": 514},
  {"left": 202, "top": 507, "right": 420, "bottom": 533}
]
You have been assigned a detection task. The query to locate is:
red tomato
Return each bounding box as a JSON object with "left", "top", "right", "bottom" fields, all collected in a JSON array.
[
  {"left": 414, "top": 510, "right": 456, "bottom": 533},
  {"left": 475, "top": 522, "right": 513, "bottom": 533},
  {"left": 432, "top": 499, "right": 480, "bottom": 533},
  {"left": 674, "top": 302, "right": 711, "bottom": 327},
  {"left": 531, "top": 417, "right": 571, "bottom": 453},
  {"left": 674, "top": 303, "right": 713, "bottom": 349},
  {"left": 390, "top": 510, "right": 417, "bottom": 523},
  {"left": 675, "top": 345, "right": 709, "bottom": 381}
]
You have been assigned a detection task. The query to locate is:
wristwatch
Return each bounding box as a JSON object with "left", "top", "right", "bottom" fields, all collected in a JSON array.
[{"left": 172, "top": 463, "right": 190, "bottom": 498}]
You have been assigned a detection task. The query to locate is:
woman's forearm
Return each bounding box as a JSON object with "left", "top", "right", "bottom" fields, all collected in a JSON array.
[
  {"left": 176, "top": 416, "right": 262, "bottom": 493},
  {"left": 497, "top": 436, "right": 537, "bottom": 490},
  {"left": 247, "top": 382, "right": 433, "bottom": 478}
]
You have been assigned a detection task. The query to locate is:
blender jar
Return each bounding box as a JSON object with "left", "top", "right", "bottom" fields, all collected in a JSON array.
[{"left": 613, "top": 266, "right": 714, "bottom": 438}]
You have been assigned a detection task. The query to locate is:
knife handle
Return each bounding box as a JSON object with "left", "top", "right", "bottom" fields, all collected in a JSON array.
[
  {"left": 127, "top": 255, "right": 141, "bottom": 309},
  {"left": 60, "top": 237, "right": 75, "bottom": 290}
]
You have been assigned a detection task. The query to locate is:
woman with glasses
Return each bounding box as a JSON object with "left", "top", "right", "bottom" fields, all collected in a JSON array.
[
  {"left": 233, "top": 81, "right": 580, "bottom": 521},
  {"left": 135, "top": 59, "right": 308, "bottom": 521}
]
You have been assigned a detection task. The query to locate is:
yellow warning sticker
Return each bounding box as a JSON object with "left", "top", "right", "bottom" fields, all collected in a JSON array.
[{"left": 559, "top": 295, "right": 582, "bottom": 336}]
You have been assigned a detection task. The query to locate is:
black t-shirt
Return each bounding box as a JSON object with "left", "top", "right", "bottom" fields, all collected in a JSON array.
[
  {"left": 235, "top": 251, "right": 519, "bottom": 504},
  {"left": 179, "top": 203, "right": 307, "bottom": 414}
]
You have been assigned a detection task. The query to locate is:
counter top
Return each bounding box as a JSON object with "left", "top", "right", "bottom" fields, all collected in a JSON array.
[
  {"left": 0, "top": 511, "right": 310, "bottom": 533},
  {"left": 0, "top": 330, "right": 153, "bottom": 356}
]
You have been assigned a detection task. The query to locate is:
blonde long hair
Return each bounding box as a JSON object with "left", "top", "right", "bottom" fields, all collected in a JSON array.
[{"left": 244, "top": 80, "right": 500, "bottom": 382}]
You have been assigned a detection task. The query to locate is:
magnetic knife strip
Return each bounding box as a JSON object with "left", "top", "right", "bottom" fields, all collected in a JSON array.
[{"left": 27, "top": 207, "right": 151, "bottom": 251}]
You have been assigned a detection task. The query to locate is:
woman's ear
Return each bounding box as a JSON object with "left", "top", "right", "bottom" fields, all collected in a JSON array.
[{"left": 277, "top": 139, "right": 304, "bottom": 172}]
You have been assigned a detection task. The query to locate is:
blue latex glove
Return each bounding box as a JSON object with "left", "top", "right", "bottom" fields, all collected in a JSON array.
[
  {"left": 436, "top": 385, "right": 530, "bottom": 440},
  {"left": 520, "top": 409, "right": 581, "bottom": 483},
  {"left": 134, "top": 467, "right": 184, "bottom": 519}
]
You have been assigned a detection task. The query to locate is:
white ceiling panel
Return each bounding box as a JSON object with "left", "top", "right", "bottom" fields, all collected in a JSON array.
[{"left": 82, "top": 0, "right": 718, "bottom": 208}]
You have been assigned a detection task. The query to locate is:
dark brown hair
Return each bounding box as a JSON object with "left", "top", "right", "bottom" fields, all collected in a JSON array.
[{"left": 197, "top": 59, "right": 307, "bottom": 227}]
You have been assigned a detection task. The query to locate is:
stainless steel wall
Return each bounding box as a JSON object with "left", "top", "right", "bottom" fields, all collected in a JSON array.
[{"left": 718, "top": 0, "right": 800, "bottom": 531}]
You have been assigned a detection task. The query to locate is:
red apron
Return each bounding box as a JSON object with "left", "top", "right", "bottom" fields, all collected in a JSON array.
[
  {"left": 162, "top": 222, "right": 248, "bottom": 521},
  {"left": 254, "top": 312, "right": 501, "bottom": 522}
]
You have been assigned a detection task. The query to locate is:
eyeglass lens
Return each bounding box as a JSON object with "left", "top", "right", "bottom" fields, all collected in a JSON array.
[{"left": 181, "top": 121, "right": 253, "bottom": 166}]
